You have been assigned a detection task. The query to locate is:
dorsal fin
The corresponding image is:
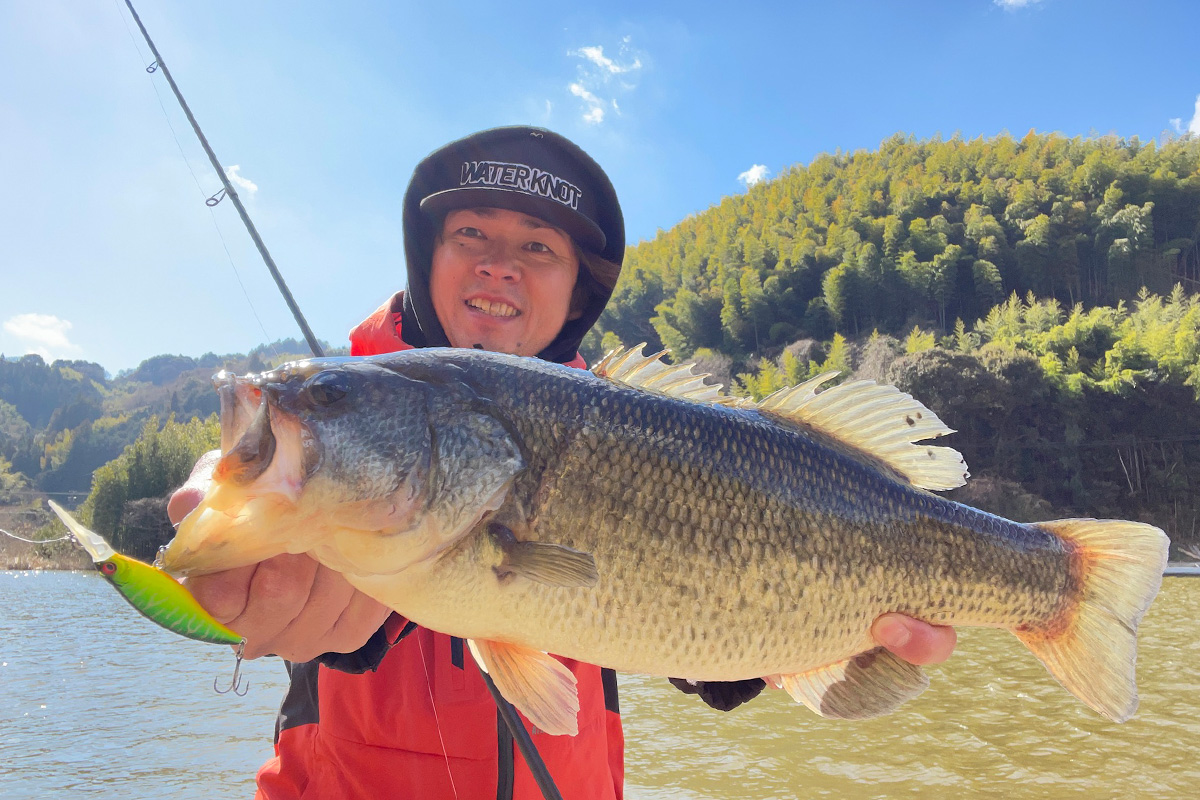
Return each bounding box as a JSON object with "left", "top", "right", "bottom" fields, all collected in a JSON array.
[
  {"left": 593, "top": 345, "right": 968, "bottom": 492},
  {"left": 592, "top": 344, "right": 725, "bottom": 403},
  {"left": 756, "top": 372, "right": 968, "bottom": 491}
]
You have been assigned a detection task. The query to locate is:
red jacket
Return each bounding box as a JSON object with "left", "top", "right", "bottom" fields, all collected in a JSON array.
[{"left": 254, "top": 293, "right": 623, "bottom": 800}]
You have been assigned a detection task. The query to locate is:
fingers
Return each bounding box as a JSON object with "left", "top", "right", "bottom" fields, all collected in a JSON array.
[
  {"left": 234, "top": 554, "right": 321, "bottom": 660},
  {"left": 871, "top": 613, "right": 957, "bottom": 666},
  {"left": 187, "top": 564, "right": 257, "bottom": 623},
  {"left": 166, "top": 487, "right": 205, "bottom": 526},
  {"left": 326, "top": 590, "right": 392, "bottom": 655},
  {"left": 254, "top": 559, "right": 363, "bottom": 661},
  {"left": 188, "top": 554, "right": 389, "bottom": 662},
  {"left": 167, "top": 450, "right": 221, "bottom": 525}
]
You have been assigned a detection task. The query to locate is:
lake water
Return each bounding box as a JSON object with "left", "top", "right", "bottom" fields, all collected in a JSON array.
[{"left": 1, "top": 571, "right": 1197, "bottom": 799}]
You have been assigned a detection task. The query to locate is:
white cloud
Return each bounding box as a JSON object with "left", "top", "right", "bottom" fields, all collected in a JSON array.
[
  {"left": 572, "top": 45, "right": 642, "bottom": 75},
  {"left": 225, "top": 165, "right": 258, "bottom": 194},
  {"left": 738, "top": 164, "right": 770, "bottom": 188},
  {"left": 570, "top": 83, "right": 606, "bottom": 124},
  {"left": 566, "top": 38, "right": 644, "bottom": 125},
  {"left": 3, "top": 313, "right": 82, "bottom": 360},
  {"left": 994, "top": 0, "right": 1042, "bottom": 8},
  {"left": 1168, "top": 95, "right": 1200, "bottom": 135},
  {"left": 570, "top": 83, "right": 601, "bottom": 106}
]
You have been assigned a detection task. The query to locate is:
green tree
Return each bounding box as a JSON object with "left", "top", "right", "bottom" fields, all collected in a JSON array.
[
  {"left": 822, "top": 263, "right": 866, "bottom": 334},
  {"left": 740, "top": 267, "right": 769, "bottom": 350},
  {"left": 79, "top": 415, "right": 220, "bottom": 556},
  {"left": 0, "top": 454, "right": 28, "bottom": 504}
]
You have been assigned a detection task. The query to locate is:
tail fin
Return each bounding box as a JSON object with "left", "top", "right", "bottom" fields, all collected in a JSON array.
[{"left": 1015, "top": 519, "right": 1168, "bottom": 723}]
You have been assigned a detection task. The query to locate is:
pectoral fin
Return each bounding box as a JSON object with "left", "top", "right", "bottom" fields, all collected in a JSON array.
[
  {"left": 467, "top": 638, "right": 579, "bottom": 736},
  {"left": 780, "top": 647, "right": 929, "bottom": 720},
  {"left": 488, "top": 523, "right": 598, "bottom": 588}
]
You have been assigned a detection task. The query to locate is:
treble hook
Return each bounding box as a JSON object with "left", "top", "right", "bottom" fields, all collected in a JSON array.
[{"left": 214, "top": 639, "right": 250, "bottom": 696}]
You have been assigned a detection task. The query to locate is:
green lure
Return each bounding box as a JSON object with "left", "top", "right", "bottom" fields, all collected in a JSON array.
[{"left": 48, "top": 500, "right": 243, "bottom": 647}]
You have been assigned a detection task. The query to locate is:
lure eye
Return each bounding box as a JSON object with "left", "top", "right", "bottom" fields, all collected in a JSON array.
[
  {"left": 99, "top": 561, "right": 117, "bottom": 576},
  {"left": 304, "top": 372, "right": 351, "bottom": 407}
]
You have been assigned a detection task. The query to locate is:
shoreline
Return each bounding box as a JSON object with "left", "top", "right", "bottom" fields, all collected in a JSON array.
[{"left": 1, "top": 550, "right": 91, "bottom": 571}]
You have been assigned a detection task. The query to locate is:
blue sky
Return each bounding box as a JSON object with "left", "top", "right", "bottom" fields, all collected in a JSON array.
[{"left": 2, "top": 0, "right": 1199, "bottom": 375}]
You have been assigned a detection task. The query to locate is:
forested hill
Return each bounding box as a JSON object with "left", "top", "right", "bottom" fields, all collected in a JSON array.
[{"left": 586, "top": 132, "right": 1200, "bottom": 363}]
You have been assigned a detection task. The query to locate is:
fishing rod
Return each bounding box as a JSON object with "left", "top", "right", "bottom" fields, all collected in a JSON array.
[
  {"left": 118, "top": 5, "right": 566, "bottom": 798},
  {"left": 122, "top": 0, "right": 324, "bottom": 359}
]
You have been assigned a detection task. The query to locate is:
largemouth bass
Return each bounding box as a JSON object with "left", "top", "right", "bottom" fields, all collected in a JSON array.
[{"left": 163, "top": 347, "right": 1168, "bottom": 734}]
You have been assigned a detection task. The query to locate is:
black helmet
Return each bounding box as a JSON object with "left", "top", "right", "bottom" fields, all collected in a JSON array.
[{"left": 399, "top": 126, "right": 624, "bottom": 363}]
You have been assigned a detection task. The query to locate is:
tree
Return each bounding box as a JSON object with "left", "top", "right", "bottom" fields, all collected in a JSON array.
[
  {"left": 931, "top": 244, "right": 965, "bottom": 327},
  {"left": 0, "top": 454, "right": 28, "bottom": 504},
  {"left": 739, "top": 267, "right": 768, "bottom": 350},
  {"left": 650, "top": 287, "right": 721, "bottom": 359},
  {"left": 822, "top": 263, "right": 866, "bottom": 334},
  {"left": 973, "top": 259, "right": 1005, "bottom": 309},
  {"left": 79, "top": 415, "right": 220, "bottom": 555}
]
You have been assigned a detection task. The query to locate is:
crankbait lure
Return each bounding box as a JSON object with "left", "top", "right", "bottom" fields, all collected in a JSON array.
[{"left": 48, "top": 499, "right": 247, "bottom": 694}]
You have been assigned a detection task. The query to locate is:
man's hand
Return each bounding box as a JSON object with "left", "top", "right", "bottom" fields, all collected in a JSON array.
[
  {"left": 871, "top": 613, "right": 957, "bottom": 665},
  {"left": 168, "top": 450, "right": 392, "bottom": 661}
]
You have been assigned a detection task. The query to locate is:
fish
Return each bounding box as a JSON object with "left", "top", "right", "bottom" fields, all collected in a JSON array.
[{"left": 162, "top": 346, "right": 1168, "bottom": 735}]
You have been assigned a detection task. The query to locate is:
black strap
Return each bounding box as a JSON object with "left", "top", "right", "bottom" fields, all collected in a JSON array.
[
  {"left": 275, "top": 660, "right": 320, "bottom": 742},
  {"left": 601, "top": 667, "right": 620, "bottom": 714},
  {"left": 495, "top": 706, "right": 515, "bottom": 800},
  {"left": 451, "top": 636, "right": 465, "bottom": 669}
]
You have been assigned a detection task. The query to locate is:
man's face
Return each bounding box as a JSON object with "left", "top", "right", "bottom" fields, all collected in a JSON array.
[{"left": 430, "top": 207, "right": 580, "bottom": 357}]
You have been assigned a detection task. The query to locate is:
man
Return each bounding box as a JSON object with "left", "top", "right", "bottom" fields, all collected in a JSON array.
[{"left": 168, "top": 127, "right": 955, "bottom": 799}]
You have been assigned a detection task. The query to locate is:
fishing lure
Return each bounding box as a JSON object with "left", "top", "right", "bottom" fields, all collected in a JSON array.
[{"left": 48, "top": 501, "right": 248, "bottom": 692}]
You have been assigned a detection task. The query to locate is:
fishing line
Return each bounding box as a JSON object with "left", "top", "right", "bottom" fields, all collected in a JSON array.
[
  {"left": 0, "top": 528, "right": 71, "bottom": 544},
  {"left": 109, "top": 0, "right": 280, "bottom": 363},
  {"left": 416, "top": 634, "right": 461, "bottom": 800}
]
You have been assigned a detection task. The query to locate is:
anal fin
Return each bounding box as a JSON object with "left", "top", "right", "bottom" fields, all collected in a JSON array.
[
  {"left": 468, "top": 638, "right": 580, "bottom": 736},
  {"left": 780, "top": 647, "right": 929, "bottom": 720}
]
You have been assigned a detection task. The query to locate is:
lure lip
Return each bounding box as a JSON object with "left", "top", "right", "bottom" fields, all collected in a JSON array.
[{"left": 48, "top": 500, "right": 115, "bottom": 562}]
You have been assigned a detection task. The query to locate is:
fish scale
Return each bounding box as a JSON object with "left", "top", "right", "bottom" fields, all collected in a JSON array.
[
  {"left": 390, "top": 357, "right": 1071, "bottom": 674},
  {"left": 164, "top": 347, "right": 1168, "bottom": 733}
]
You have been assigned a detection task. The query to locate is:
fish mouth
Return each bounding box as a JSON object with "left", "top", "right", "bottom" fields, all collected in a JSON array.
[{"left": 162, "top": 372, "right": 318, "bottom": 577}]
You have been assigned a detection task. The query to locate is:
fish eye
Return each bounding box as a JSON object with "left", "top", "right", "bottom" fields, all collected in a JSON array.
[
  {"left": 99, "top": 561, "right": 116, "bottom": 576},
  {"left": 304, "top": 372, "right": 352, "bottom": 406}
]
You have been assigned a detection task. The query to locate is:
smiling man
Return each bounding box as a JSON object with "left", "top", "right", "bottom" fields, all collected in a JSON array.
[
  {"left": 169, "top": 126, "right": 956, "bottom": 799},
  {"left": 430, "top": 207, "right": 581, "bottom": 356}
]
